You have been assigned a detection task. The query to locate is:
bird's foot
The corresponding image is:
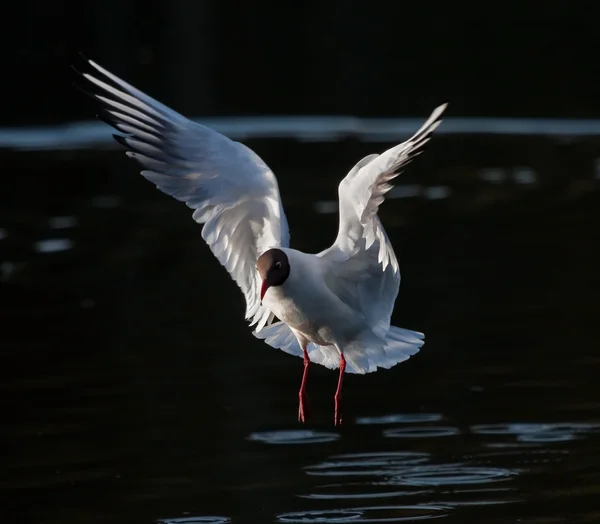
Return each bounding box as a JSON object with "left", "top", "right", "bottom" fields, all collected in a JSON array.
[
  {"left": 334, "top": 354, "right": 346, "bottom": 426},
  {"left": 298, "top": 348, "right": 310, "bottom": 423},
  {"left": 298, "top": 393, "right": 309, "bottom": 423},
  {"left": 334, "top": 395, "right": 343, "bottom": 426}
]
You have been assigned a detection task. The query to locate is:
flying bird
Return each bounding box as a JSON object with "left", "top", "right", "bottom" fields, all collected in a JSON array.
[{"left": 76, "top": 58, "right": 446, "bottom": 425}]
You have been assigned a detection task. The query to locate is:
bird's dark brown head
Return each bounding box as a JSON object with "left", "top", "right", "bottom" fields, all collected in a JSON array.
[{"left": 256, "top": 248, "right": 290, "bottom": 300}]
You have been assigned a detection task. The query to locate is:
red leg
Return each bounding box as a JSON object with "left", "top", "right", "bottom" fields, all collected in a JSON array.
[
  {"left": 334, "top": 354, "right": 346, "bottom": 426},
  {"left": 298, "top": 347, "right": 310, "bottom": 423}
]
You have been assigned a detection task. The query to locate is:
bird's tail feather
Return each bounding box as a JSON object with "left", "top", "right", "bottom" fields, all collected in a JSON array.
[
  {"left": 381, "top": 325, "right": 424, "bottom": 367},
  {"left": 254, "top": 322, "right": 424, "bottom": 375}
]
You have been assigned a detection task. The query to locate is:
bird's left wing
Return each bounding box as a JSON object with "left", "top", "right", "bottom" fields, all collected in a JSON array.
[
  {"left": 319, "top": 103, "right": 446, "bottom": 337},
  {"left": 76, "top": 58, "right": 290, "bottom": 331},
  {"left": 324, "top": 103, "right": 447, "bottom": 271}
]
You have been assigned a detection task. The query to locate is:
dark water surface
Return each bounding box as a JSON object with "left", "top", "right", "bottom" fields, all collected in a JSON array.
[{"left": 2, "top": 135, "right": 600, "bottom": 523}]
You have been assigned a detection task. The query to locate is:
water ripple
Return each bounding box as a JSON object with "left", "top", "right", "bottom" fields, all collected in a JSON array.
[
  {"left": 305, "top": 452, "right": 431, "bottom": 477},
  {"left": 356, "top": 414, "right": 443, "bottom": 425},
  {"left": 247, "top": 429, "right": 340, "bottom": 445},
  {"left": 34, "top": 238, "right": 73, "bottom": 253},
  {"left": 383, "top": 427, "right": 460, "bottom": 439},
  {"left": 157, "top": 517, "right": 230, "bottom": 524},
  {"left": 437, "top": 498, "right": 520, "bottom": 507},
  {"left": 300, "top": 483, "right": 430, "bottom": 501},
  {"left": 389, "top": 464, "right": 517, "bottom": 487},
  {"left": 432, "top": 486, "right": 521, "bottom": 508},
  {"left": 277, "top": 504, "right": 450, "bottom": 522},
  {"left": 470, "top": 422, "right": 600, "bottom": 443},
  {"left": 473, "top": 446, "right": 569, "bottom": 466}
]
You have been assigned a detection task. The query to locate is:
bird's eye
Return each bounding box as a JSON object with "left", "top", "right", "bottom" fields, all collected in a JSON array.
[{"left": 275, "top": 262, "right": 282, "bottom": 269}]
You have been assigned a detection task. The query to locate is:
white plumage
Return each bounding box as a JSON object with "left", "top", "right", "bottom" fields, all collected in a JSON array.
[{"left": 78, "top": 57, "right": 446, "bottom": 424}]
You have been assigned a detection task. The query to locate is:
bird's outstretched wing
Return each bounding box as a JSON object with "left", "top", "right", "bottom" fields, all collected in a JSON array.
[
  {"left": 76, "top": 58, "right": 290, "bottom": 331},
  {"left": 320, "top": 103, "right": 446, "bottom": 337}
]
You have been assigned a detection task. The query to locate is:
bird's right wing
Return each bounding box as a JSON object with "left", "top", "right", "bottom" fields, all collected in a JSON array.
[{"left": 77, "top": 58, "right": 290, "bottom": 331}]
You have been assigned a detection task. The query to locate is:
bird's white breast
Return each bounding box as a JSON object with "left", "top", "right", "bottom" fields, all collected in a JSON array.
[{"left": 261, "top": 249, "right": 364, "bottom": 346}]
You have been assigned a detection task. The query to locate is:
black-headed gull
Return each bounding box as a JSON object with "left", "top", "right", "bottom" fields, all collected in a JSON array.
[{"left": 76, "top": 58, "right": 446, "bottom": 425}]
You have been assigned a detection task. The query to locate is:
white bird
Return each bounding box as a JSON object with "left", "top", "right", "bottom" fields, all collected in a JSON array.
[{"left": 76, "top": 58, "right": 446, "bottom": 425}]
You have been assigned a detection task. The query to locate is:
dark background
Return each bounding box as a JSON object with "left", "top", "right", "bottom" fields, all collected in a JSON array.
[
  {"left": 3, "top": 2, "right": 600, "bottom": 524},
  {"left": 5, "top": 1, "right": 600, "bottom": 125}
]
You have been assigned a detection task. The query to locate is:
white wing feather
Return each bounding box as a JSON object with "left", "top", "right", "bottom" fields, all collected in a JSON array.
[
  {"left": 320, "top": 104, "right": 447, "bottom": 337},
  {"left": 79, "top": 59, "right": 289, "bottom": 331},
  {"left": 331, "top": 103, "right": 447, "bottom": 269}
]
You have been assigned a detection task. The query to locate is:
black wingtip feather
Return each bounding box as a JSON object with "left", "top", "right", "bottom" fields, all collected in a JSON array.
[
  {"left": 71, "top": 52, "right": 94, "bottom": 80},
  {"left": 111, "top": 134, "right": 164, "bottom": 162},
  {"left": 72, "top": 77, "right": 91, "bottom": 97},
  {"left": 72, "top": 61, "right": 101, "bottom": 100},
  {"left": 98, "top": 110, "right": 119, "bottom": 130},
  {"left": 112, "top": 134, "right": 129, "bottom": 148},
  {"left": 72, "top": 55, "right": 120, "bottom": 102}
]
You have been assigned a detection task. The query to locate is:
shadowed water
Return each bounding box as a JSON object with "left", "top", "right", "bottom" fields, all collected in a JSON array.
[{"left": 2, "top": 134, "right": 600, "bottom": 523}]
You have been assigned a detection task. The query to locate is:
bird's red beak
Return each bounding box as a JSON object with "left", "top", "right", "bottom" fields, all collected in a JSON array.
[{"left": 260, "top": 280, "right": 270, "bottom": 301}]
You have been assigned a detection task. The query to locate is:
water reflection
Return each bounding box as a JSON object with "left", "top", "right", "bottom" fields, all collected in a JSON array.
[
  {"left": 157, "top": 518, "right": 231, "bottom": 524},
  {"left": 474, "top": 447, "right": 569, "bottom": 469},
  {"left": 286, "top": 416, "right": 600, "bottom": 520},
  {"left": 471, "top": 422, "right": 600, "bottom": 443},
  {"left": 294, "top": 419, "right": 523, "bottom": 520},
  {"left": 389, "top": 465, "right": 518, "bottom": 487},
  {"left": 479, "top": 168, "right": 506, "bottom": 183},
  {"left": 4, "top": 137, "right": 600, "bottom": 523},
  {"left": 513, "top": 167, "right": 536, "bottom": 185},
  {"left": 304, "top": 452, "right": 430, "bottom": 477},
  {"left": 34, "top": 238, "right": 74, "bottom": 253},
  {"left": 423, "top": 186, "right": 451, "bottom": 200},
  {"left": 387, "top": 185, "right": 421, "bottom": 199},
  {"left": 276, "top": 505, "right": 450, "bottom": 523},
  {"left": 5, "top": 116, "right": 600, "bottom": 150},
  {"left": 247, "top": 429, "right": 340, "bottom": 444},
  {"left": 383, "top": 426, "right": 460, "bottom": 438},
  {"left": 356, "top": 414, "right": 443, "bottom": 425},
  {"left": 300, "top": 484, "right": 428, "bottom": 501},
  {"left": 433, "top": 486, "right": 520, "bottom": 507}
]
